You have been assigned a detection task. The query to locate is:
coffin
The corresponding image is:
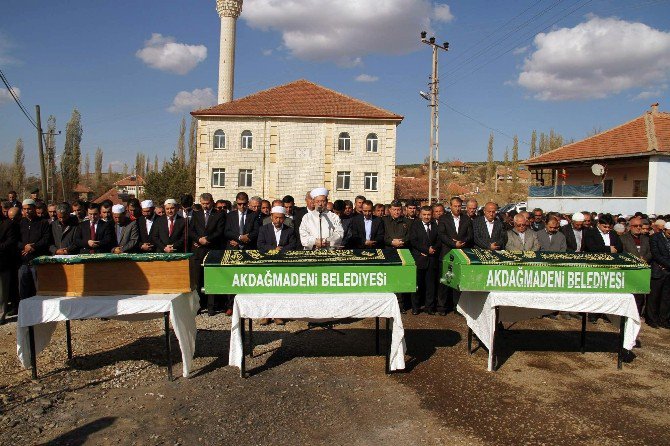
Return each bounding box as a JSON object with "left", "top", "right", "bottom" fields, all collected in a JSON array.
[
  {"left": 32, "top": 253, "right": 194, "bottom": 296},
  {"left": 442, "top": 248, "right": 651, "bottom": 294},
  {"left": 203, "top": 248, "right": 416, "bottom": 294}
]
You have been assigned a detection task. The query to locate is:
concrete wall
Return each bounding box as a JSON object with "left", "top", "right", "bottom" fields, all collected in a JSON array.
[
  {"left": 555, "top": 162, "right": 648, "bottom": 197},
  {"left": 647, "top": 156, "right": 670, "bottom": 214},
  {"left": 527, "top": 197, "right": 647, "bottom": 215},
  {"left": 195, "top": 116, "right": 397, "bottom": 203}
]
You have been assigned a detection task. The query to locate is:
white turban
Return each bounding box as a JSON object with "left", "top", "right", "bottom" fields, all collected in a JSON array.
[
  {"left": 164, "top": 199, "right": 178, "bottom": 206},
  {"left": 571, "top": 212, "right": 585, "bottom": 222},
  {"left": 665, "top": 222, "right": 670, "bottom": 230},
  {"left": 22, "top": 199, "right": 35, "bottom": 206},
  {"left": 613, "top": 223, "right": 625, "bottom": 233},
  {"left": 310, "top": 187, "right": 329, "bottom": 199},
  {"left": 271, "top": 206, "right": 286, "bottom": 215},
  {"left": 655, "top": 219, "right": 666, "bottom": 227},
  {"left": 112, "top": 204, "right": 125, "bottom": 214},
  {"left": 559, "top": 219, "right": 569, "bottom": 227},
  {"left": 141, "top": 200, "right": 154, "bottom": 209}
]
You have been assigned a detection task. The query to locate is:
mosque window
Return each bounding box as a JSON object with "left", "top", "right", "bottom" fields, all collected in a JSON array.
[
  {"left": 241, "top": 130, "right": 253, "bottom": 149},
  {"left": 366, "top": 133, "right": 378, "bottom": 152},
  {"left": 213, "top": 130, "right": 226, "bottom": 149},
  {"left": 338, "top": 132, "right": 351, "bottom": 151}
]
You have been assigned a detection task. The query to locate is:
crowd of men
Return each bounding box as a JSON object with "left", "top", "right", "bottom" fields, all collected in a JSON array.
[{"left": 0, "top": 187, "right": 668, "bottom": 332}]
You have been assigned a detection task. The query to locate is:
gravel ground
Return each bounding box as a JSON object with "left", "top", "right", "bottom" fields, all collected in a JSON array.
[{"left": 0, "top": 310, "right": 669, "bottom": 445}]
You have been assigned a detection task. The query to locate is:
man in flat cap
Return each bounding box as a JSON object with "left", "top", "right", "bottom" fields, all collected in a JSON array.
[
  {"left": 151, "top": 199, "right": 187, "bottom": 253},
  {"left": 18, "top": 199, "right": 52, "bottom": 299},
  {"left": 111, "top": 204, "right": 139, "bottom": 254},
  {"left": 299, "top": 187, "right": 343, "bottom": 250},
  {"left": 137, "top": 199, "right": 157, "bottom": 252}
]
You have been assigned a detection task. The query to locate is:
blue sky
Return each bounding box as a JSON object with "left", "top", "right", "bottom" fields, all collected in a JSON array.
[{"left": 1, "top": 0, "right": 669, "bottom": 176}]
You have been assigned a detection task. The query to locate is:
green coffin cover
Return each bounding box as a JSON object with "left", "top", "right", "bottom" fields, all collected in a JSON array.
[
  {"left": 442, "top": 249, "right": 651, "bottom": 294},
  {"left": 32, "top": 253, "right": 192, "bottom": 265},
  {"left": 203, "top": 249, "right": 416, "bottom": 294}
]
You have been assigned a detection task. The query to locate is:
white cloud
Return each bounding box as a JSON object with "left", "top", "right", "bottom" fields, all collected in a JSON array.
[
  {"left": 242, "top": 0, "right": 454, "bottom": 66},
  {"left": 0, "top": 33, "right": 18, "bottom": 65},
  {"left": 355, "top": 74, "right": 379, "bottom": 82},
  {"left": 262, "top": 49, "right": 273, "bottom": 56},
  {"left": 512, "top": 45, "right": 528, "bottom": 55},
  {"left": 633, "top": 84, "right": 667, "bottom": 101},
  {"left": 0, "top": 86, "right": 20, "bottom": 106},
  {"left": 168, "top": 88, "right": 216, "bottom": 113},
  {"left": 136, "top": 33, "right": 207, "bottom": 75},
  {"left": 433, "top": 4, "right": 454, "bottom": 23},
  {"left": 517, "top": 16, "right": 670, "bottom": 101}
]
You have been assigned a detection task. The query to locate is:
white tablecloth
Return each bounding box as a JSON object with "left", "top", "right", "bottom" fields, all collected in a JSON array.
[
  {"left": 229, "top": 293, "right": 406, "bottom": 371},
  {"left": 457, "top": 291, "right": 641, "bottom": 371},
  {"left": 17, "top": 292, "right": 199, "bottom": 377}
]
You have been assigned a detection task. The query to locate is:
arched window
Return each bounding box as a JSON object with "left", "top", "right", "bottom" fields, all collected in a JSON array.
[
  {"left": 366, "top": 133, "right": 378, "bottom": 152},
  {"left": 241, "top": 130, "right": 253, "bottom": 149},
  {"left": 213, "top": 130, "right": 226, "bottom": 149},
  {"left": 338, "top": 132, "right": 351, "bottom": 151}
]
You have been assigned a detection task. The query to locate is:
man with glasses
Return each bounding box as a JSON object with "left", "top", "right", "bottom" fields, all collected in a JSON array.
[
  {"left": 224, "top": 192, "right": 260, "bottom": 250},
  {"left": 505, "top": 213, "right": 540, "bottom": 251}
]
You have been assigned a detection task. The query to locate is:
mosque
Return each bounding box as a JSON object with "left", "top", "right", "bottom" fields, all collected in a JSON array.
[{"left": 191, "top": 0, "right": 402, "bottom": 203}]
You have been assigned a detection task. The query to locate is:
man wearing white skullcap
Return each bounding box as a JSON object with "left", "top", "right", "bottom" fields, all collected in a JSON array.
[
  {"left": 561, "top": 212, "right": 585, "bottom": 252},
  {"left": 137, "top": 200, "right": 156, "bottom": 252},
  {"left": 111, "top": 204, "right": 139, "bottom": 254},
  {"left": 299, "top": 187, "right": 344, "bottom": 249},
  {"left": 151, "top": 198, "right": 187, "bottom": 253},
  {"left": 257, "top": 205, "right": 299, "bottom": 252},
  {"left": 262, "top": 199, "right": 294, "bottom": 228}
]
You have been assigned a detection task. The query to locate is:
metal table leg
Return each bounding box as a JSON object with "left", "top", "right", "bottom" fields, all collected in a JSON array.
[
  {"left": 240, "top": 317, "right": 246, "bottom": 378},
  {"left": 164, "top": 312, "right": 173, "bottom": 381},
  {"left": 385, "top": 318, "right": 391, "bottom": 374},
  {"left": 467, "top": 327, "right": 473, "bottom": 355},
  {"left": 492, "top": 307, "right": 500, "bottom": 371},
  {"left": 65, "top": 320, "right": 73, "bottom": 360},
  {"left": 580, "top": 313, "right": 587, "bottom": 354},
  {"left": 29, "top": 326, "right": 37, "bottom": 380},
  {"left": 248, "top": 318, "right": 253, "bottom": 358},
  {"left": 618, "top": 316, "right": 626, "bottom": 370},
  {"left": 375, "top": 317, "right": 380, "bottom": 355}
]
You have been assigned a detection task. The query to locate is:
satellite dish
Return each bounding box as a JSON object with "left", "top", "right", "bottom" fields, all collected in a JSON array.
[{"left": 591, "top": 164, "right": 605, "bottom": 176}]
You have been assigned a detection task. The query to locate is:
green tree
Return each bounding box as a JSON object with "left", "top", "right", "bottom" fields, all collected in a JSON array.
[
  {"left": 13, "top": 138, "right": 25, "bottom": 195},
  {"left": 144, "top": 152, "right": 191, "bottom": 203},
  {"left": 485, "top": 133, "right": 495, "bottom": 196},
  {"left": 61, "top": 108, "right": 83, "bottom": 198},
  {"left": 511, "top": 135, "right": 519, "bottom": 193},
  {"left": 84, "top": 152, "right": 91, "bottom": 181},
  {"left": 154, "top": 155, "right": 159, "bottom": 172},
  {"left": 188, "top": 116, "right": 197, "bottom": 192},
  {"left": 530, "top": 130, "right": 537, "bottom": 158},
  {"left": 94, "top": 147, "right": 103, "bottom": 188}
]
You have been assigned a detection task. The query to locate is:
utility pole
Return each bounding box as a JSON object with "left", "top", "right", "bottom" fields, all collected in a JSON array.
[
  {"left": 35, "top": 105, "right": 48, "bottom": 198},
  {"left": 420, "top": 32, "right": 448, "bottom": 204}
]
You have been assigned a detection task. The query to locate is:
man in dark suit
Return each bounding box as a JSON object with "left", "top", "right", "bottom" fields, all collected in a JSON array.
[
  {"left": 7, "top": 191, "right": 19, "bottom": 209},
  {"left": 74, "top": 202, "right": 115, "bottom": 255},
  {"left": 561, "top": 212, "right": 585, "bottom": 252},
  {"left": 473, "top": 202, "right": 507, "bottom": 250},
  {"left": 409, "top": 206, "right": 440, "bottom": 314},
  {"left": 583, "top": 214, "right": 623, "bottom": 253},
  {"left": 347, "top": 200, "right": 385, "bottom": 249},
  {"left": 224, "top": 192, "right": 260, "bottom": 249},
  {"left": 151, "top": 199, "right": 188, "bottom": 253},
  {"left": 0, "top": 211, "right": 18, "bottom": 324},
  {"left": 137, "top": 200, "right": 157, "bottom": 253},
  {"left": 49, "top": 203, "right": 80, "bottom": 255},
  {"left": 257, "top": 205, "right": 299, "bottom": 252},
  {"left": 437, "top": 197, "right": 473, "bottom": 314},
  {"left": 621, "top": 216, "right": 652, "bottom": 316},
  {"left": 189, "top": 193, "right": 226, "bottom": 314},
  {"left": 383, "top": 200, "right": 412, "bottom": 313},
  {"left": 649, "top": 222, "right": 670, "bottom": 328},
  {"left": 18, "top": 200, "right": 52, "bottom": 297}
]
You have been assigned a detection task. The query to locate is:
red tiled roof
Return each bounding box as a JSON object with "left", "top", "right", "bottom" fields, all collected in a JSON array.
[
  {"left": 93, "top": 188, "right": 122, "bottom": 205},
  {"left": 448, "top": 160, "right": 466, "bottom": 167},
  {"left": 114, "top": 175, "right": 145, "bottom": 187},
  {"left": 72, "top": 184, "right": 93, "bottom": 193},
  {"left": 191, "top": 79, "right": 403, "bottom": 121},
  {"left": 524, "top": 107, "right": 670, "bottom": 166}
]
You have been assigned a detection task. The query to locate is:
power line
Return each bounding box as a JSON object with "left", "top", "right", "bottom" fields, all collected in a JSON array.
[{"left": 0, "top": 68, "right": 39, "bottom": 130}]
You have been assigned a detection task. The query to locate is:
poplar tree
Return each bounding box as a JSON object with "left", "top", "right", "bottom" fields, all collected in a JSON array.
[
  {"left": 13, "top": 138, "right": 25, "bottom": 195},
  {"left": 177, "top": 117, "right": 186, "bottom": 166},
  {"left": 95, "top": 148, "right": 103, "bottom": 187},
  {"left": 530, "top": 130, "right": 537, "bottom": 158},
  {"left": 485, "top": 133, "right": 495, "bottom": 195},
  {"left": 84, "top": 153, "right": 91, "bottom": 181},
  {"left": 512, "top": 135, "right": 519, "bottom": 191},
  {"left": 61, "top": 108, "right": 83, "bottom": 198}
]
